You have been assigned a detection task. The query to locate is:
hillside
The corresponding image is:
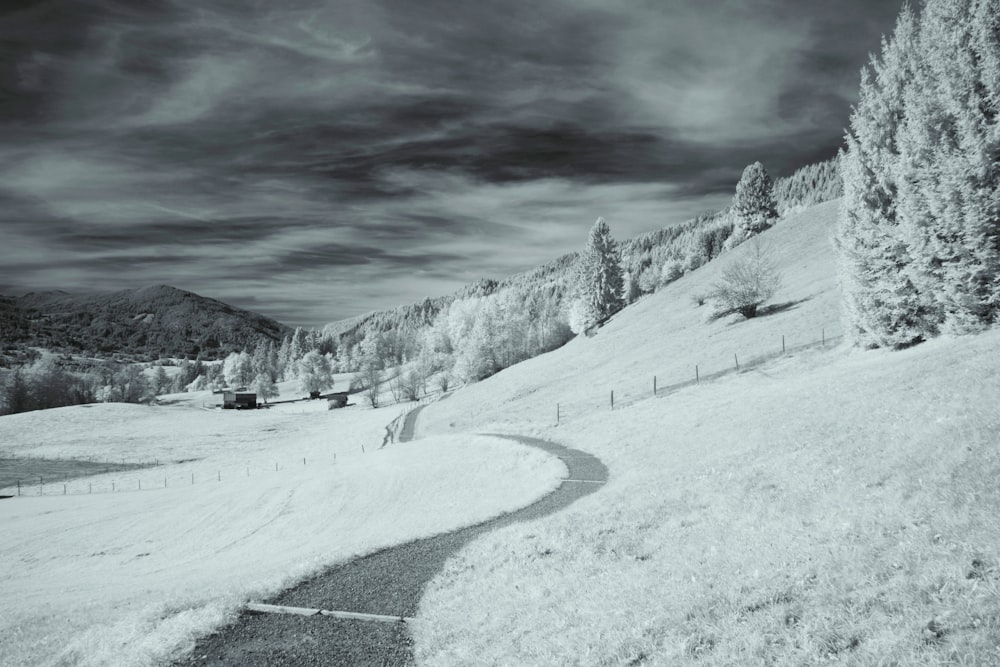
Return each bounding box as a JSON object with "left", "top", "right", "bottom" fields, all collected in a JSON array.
[
  {"left": 320, "top": 158, "right": 841, "bottom": 357},
  {"left": 0, "top": 285, "right": 291, "bottom": 361},
  {"left": 418, "top": 198, "right": 843, "bottom": 434},
  {"left": 408, "top": 198, "right": 1000, "bottom": 664}
]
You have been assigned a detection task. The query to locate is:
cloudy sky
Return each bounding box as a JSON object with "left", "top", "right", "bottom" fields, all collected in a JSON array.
[{"left": 0, "top": 0, "right": 903, "bottom": 328}]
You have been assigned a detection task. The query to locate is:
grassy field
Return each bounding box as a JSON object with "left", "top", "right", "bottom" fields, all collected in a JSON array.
[
  {"left": 0, "top": 396, "right": 563, "bottom": 666},
  {"left": 410, "top": 201, "right": 1000, "bottom": 665},
  {"left": 0, "top": 457, "right": 150, "bottom": 492}
]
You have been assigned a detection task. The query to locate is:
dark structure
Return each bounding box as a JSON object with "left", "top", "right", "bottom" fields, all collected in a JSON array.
[{"left": 223, "top": 391, "right": 257, "bottom": 410}]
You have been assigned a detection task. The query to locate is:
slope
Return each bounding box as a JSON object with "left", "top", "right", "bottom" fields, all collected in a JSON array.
[
  {"left": 411, "top": 198, "right": 1000, "bottom": 665},
  {"left": 418, "top": 198, "right": 843, "bottom": 435},
  {"left": 3, "top": 284, "right": 291, "bottom": 360}
]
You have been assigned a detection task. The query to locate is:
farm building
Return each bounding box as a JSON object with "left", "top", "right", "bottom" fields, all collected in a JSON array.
[{"left": 222, "top": 391, "right": 257, "bottom": 410}]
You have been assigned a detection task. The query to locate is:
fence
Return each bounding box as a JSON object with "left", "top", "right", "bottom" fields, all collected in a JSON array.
[
  {"left": 0, "top": 446, "right": 383, "bottom": 498},
  {"left": 552, "top": 328, "right": 843, "bottom": 426}
]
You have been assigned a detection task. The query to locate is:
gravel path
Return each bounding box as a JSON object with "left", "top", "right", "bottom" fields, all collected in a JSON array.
[{"left": 175, "top": 408, "right": 607, "bottom": 666}]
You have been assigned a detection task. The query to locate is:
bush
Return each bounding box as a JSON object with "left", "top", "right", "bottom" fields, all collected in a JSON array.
[{"left": 710, "top": 239, "right": 781, "bottom": 319}]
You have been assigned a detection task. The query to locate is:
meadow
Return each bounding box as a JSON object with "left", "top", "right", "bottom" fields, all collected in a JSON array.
[
  {"left": 410, "top": 200, "right": 1000, "bottom": 665},
  {"left": 0, "top": 389, "right": 563, "bottom": 667}
]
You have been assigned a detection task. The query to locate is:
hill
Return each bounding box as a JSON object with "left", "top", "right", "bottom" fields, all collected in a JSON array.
[
  {"left": 409, "top": 198, "right": 1000, "bottom": 664},
  {"left": 0, "top": 284, "right": 291, "bottom": 361},
  {"left": 319, "top": 157, "right": 842, "bottom": 370}
]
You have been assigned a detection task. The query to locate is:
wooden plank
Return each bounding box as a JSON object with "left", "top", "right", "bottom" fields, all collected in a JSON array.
[
  {"left": 319, "top": 609, "right": 414, "bottom": 623},
  {"left": 246, "top": 602, "right": 413, "bottom": 623},
  {"left": 246, "top": 603, "right": 321, "bottom": 617}
]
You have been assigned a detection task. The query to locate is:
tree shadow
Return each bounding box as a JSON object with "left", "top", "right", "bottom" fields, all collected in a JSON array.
[
  {"left": 755, "top": 296, "right": 811, "bottom": 318},
  {"left": 710, "top": 295, "right": 813, "bottom": 324}
]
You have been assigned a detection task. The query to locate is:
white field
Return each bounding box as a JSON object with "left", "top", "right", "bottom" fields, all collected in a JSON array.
[
  {"left": 412, "top": 201, "right": 1000, "bottom": 664},
  {"left": 0, "top": 395, "right": 564, "bottom": 666}
]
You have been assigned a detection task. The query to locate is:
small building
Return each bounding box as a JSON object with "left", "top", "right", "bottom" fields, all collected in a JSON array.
[
  {"left": 223, "top": 390, "right": 257, "bottom": 410},
  {"left": 327, "top": 393, "right": 348, "bottom": 409}
]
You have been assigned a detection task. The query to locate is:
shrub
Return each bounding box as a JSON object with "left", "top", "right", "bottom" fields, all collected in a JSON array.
[{"left": 710, "top": 239, "right": 782, "bottom": 319}]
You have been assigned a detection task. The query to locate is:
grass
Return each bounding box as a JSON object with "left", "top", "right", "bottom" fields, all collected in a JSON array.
[
  {"left": 415, "top": 333, "right": 1000, "bottom": 665},
  {"left": 410, "top": 199, "right": 1000, "bottom": 665},
  {"left": 0, "top": 398, "right": 563, "bottom": 667}
]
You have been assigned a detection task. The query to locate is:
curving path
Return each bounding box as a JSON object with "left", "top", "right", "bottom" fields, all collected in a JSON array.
[{"left": 176, "top": 405, "right": 607, "bottom": 666}]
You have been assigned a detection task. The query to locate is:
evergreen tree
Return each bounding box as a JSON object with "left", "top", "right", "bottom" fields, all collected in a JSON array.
[
  {"left": 1, "top": 368, "right": 30, "bottom": 415},
  {"left": 837, "top": 0, "right": 1000, "bottom": 346},
  {"left": 277, "top": 336, "right": 292, "bottom": 380},
  {"left": 896, "top": 0, "right": 1000, "bottom": 333},
  {"left": 152, "top": 366, "right": 170, "bottom": 395},
  {"left": 250, "top": 344, "right": 271, "bottom": 383},
  {"left": 732, "top": 162, "right": 778, "bottom": 238},
  {"left": 837, "top": 4, "right": 930, "bottom": 348},
  {"left": 570, "top": 217, "right": 625, "bottom": 333}
]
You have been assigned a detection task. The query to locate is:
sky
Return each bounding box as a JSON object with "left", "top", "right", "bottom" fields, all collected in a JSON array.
[{"left": 0, "top": 0, "right": 904, "bottom": 328}]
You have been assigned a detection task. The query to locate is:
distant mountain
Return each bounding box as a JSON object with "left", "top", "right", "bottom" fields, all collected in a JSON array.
[{"left": 0, "top": 284, "right": 292, "bottom": 360}]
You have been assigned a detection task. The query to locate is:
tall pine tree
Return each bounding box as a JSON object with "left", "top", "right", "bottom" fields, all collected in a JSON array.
[
  {"left": 837, "top": 0, "right": 999, "bottom": 346},
  {"left": 570, "top": 217, "right": 625, "bottom": 333},
  {"left": 896, "top": 0, "right": 1000, "bottom": 333},
  {"left": 837, "top": 4, "right": 930, "bottom": 348},
  {"left": 732, "top": 161, "right": 778, "bottom": 239}
]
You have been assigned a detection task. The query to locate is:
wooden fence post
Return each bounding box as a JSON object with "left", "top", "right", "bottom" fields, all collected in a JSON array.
[
  {"left": 734, "top": 354, "right": 740, "bottom": 371},
  {"left": 782, "top": 335, "right": 785, "bottom": 353},
  {"left": 653, "top": 376, "right": 657, "bottom": 396},
  {"left": 695, "top": 365, "right": 699, "bottom": 383},
  {"left": 556, "top": 403, "right": 560, "bottom": 425},
  {"left": 611, "top": 390, "right": 614, "bottom": 410}
]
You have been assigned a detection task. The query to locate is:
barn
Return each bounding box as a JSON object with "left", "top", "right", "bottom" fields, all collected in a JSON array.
[{"left": 222, "top": 391, "right": 257, "bottom": 410}]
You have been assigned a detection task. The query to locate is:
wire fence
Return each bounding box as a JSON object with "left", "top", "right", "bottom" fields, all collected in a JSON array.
[
  {"left": 1, "top": 391, "right": 453, "bottom": 499},
  {"left": 550, "top": 328, "right": 843, "bottom": 426},
  {"left": 0, "top": 449, "right": 378, "bottom": 498}
]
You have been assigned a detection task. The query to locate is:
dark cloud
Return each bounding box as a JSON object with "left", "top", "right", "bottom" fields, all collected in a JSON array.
[{"left": 0, "top": 0, "right": 906, "bottom": 327}]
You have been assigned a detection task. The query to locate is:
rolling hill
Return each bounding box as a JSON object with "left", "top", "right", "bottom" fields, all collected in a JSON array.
[{"left": 0, "top": 284, "right": 291, "bottom": 361}]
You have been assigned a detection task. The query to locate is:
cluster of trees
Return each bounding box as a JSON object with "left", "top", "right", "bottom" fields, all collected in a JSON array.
[
  {"left": 838, "top": 0, "right": 1000, "bottom": 348},
  {"left": 0, "top": 357, "right": 172, "bottom": 416},
  {"left": 772, "top": 157, "right": 843, "bottom": 216}
]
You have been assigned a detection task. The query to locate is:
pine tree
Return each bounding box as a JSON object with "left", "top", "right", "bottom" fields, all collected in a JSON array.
[
  {"left": 837, "top": 4, "right": 933, "bottom": 348},
  {"left": 732, "top": 162, "right": 778, "bottom": 238},
  {"left": 1, "top": 368, "right": 30, "bottom": 415},
  {"left": 838, "top": 0, "right": 1000, "bottom": 346},
  {"left": 152, "top": 366, "right": 170, "bottom": 395},
  {"left": 277, "top": 336, "right": 291, "bottom": 380},
  {"left": 896, "top": 0, "right": 1000, "bottom": 333},
  {"left": 571, "top": 217, "right": 625, "bottom": 333}
]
